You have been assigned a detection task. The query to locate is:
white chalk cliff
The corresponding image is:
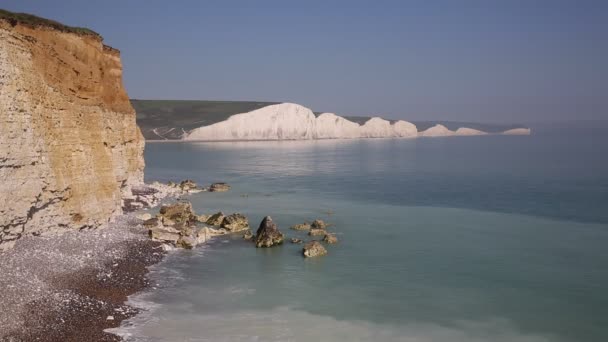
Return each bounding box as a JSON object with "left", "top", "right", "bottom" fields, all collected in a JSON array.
[
  {"left": 183, "top": 103, "right": 529, "bottom": 141},
  {"left": 184, "top": 103, "right": 419, "bottom": 141}
]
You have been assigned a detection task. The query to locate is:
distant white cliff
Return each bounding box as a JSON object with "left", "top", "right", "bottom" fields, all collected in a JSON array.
[
  {"left": 419, "top": 124, "right": 488, "bottom": 137},
  {"left": 502, "top": 128, "right": 532, "bottom": 135},
  {"left": 183, "top": 103, "right": 528, "bottom": 141},
  {"left": 184, "top": 103, "right": 419, "bottom": 141}
]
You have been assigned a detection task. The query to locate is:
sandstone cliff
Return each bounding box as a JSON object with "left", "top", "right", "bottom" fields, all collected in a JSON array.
[{"left": 0, "top": 15, "right": 144, "bottom": 250}]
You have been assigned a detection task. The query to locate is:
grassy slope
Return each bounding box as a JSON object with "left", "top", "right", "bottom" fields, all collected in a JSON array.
[
  {"left": 132, "top": 100, "right": 279, "bottom": 139},
  {"left": 0, "top": 8, "right": 100, "bottom": 38},
  {"left": 133, "top": 99, "right": 526, "bottom": 139}
]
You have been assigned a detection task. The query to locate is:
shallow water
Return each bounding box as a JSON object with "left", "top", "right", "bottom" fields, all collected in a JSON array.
[{"left": 115, "top": 126, "right": 608, "bottom": 341}]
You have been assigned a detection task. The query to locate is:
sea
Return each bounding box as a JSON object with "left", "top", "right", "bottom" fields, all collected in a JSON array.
[{"left": 111, "top": 122, "right": 608, "bottom": 342}]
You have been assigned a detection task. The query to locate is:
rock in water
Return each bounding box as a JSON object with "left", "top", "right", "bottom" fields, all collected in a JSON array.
[
  {"left": 159, "top": 202, "right": 196, "bottom": 225},
  {"left": 303, "top": 241, "right": 327, "bottom": 257},
  {"left": 323, "top": 233, "right": 338, "bottom": 244},
  {"left": 255, "top": 216, "right": 284, "bottom": 248},
  {"left": 221, "top": 213, "right": 250, "bottom": 232},
  {"left": 290, "top": 238, "right": 303, "bottom": 244},
  {"left": 206, "top": 212, "right": 225, "bottom": 226},
  {"left": 243, "top": 230, "right": 254, "bottom": 240},
  {"left": 311, "top": 219, "right": 327, "bottom": 230},
  {"left": 179, "top": 179, "right": 198, "bottom": 191},
  {"left": 309, "top": 229, "right": 327, "bottom": 236},
  {"left": 290, "top": 223, "right": 311, "bottom": 231},
  {"left": 209, "top": 182, "right": 231, "bottom": 192}
]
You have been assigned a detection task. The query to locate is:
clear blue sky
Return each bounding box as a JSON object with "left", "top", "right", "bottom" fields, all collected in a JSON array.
[{"left": 3, "top": 0, "right": 607, "bottom": 122}]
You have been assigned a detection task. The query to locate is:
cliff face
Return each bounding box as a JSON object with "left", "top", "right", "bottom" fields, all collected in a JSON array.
[{"left": 0, "top": 20, "right": 144, "bottom": 249}]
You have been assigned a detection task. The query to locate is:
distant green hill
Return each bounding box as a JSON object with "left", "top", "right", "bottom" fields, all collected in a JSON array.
[
  {"left": 132, "top": 99, "right": 278, "bottom": 139},
  {"left": 132, "top": 99, "right": 525, "bottom": 140}
]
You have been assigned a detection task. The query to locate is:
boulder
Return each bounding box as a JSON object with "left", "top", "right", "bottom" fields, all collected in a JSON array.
[
  {"left": 255, "top": 216, "right": 284, "bottom": 248},
  {"left": 149, "top": 228, "right": 180, "bottom": 243},
  {"left": 323, "top": 233, "right": 338, "bottom": 244},
  {"left": 159, "top": 202, "right": 196, "bottom": 225},
  {"left": 290, "top": 223, "right": 311, "bottom": 231},
  {"left": 303, "top": 241, "right": 327, "bottom": 257},
  {"left": 290, "top": 238, "right": 303, "bottom": 244},
  {"left": 209, "top": 182, "right": 231, "bottom": 192},
  {"left": 243, "top": 230, "right": 254, "bottom": 240},
  {"left": 206, "top": 212, "right": 225, "bottom": 226},
  {"left": 309, "top": 229, "right": 327, "bottom": 236},
  {"left": 221, "top": 213, "right": 250, "bottom": 232},
  {"left": 311, "top": 219, "right": 327, "bottom": 230},
  {"left": 176, "top": 235, "right": 197, "bottom": 249}
]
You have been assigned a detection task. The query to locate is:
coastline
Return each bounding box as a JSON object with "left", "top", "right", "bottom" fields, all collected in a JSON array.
[{"left": 0, "top": 215, "right": 166, "bottom": 341}]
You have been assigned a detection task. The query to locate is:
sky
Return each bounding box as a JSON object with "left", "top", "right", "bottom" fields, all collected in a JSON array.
[{"left": 2, "top": 0, "right": 607, "bottom": 122}]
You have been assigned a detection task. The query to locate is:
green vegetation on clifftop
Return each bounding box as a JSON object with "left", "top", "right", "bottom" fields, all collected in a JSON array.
[{"left": 0, "top": 9, "right": 100, "bottom": 38}]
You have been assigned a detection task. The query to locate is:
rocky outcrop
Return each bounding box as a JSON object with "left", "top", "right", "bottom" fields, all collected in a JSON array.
[
  {"left": 0, "top": 15, "right": 144, "bottom": 250},
  {"left": 290, "top": 222, "right": 311, "bottom": 231},
  {"left": 209, "top": 182, "right": 231, "bottom": 192},
  {"left": 158, "top": 202, "right": 197, "bottom": 226},
  {"left": 220, "top": 213, "right": 249, "bottom": 232},
  {"left": 206, "top": 212, "right": 225, "bottom": 226},
  {"left": 323, "top": 233, "right": 338, "bottom": 244},
  {"left": 254, "top": 216, "right": 284, "bottom": 248},
  {"left": 303, "top": 241, "right": 327, "bottom": 257}
]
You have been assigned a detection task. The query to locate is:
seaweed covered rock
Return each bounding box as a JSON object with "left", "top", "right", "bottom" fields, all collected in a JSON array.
[
  {"left": 303, "top": 241, "right": 327, "bottom": 257},
  {"left": 221, "top": 213, "right": 250, "bottom": 232},
  {"left": 290, "top": 223, "right": 311, "bottom": 231},
  {"left": 206, "top": 212, "right": 225, "bottom": 226},
  {"left": 323, "top": 233, "right": 338, "bottom": 244},
  {"left": 308, "top": 228, "right": 327, "bottom": 236},
  {"left": 311, "top": 219, "right": 327, "bottom": 230},
  {"left": 209, "top": 182, "right": 231, "bottom": 192},
  {"left": 255, "top": 216, "right": 284, "bottom": 248}
]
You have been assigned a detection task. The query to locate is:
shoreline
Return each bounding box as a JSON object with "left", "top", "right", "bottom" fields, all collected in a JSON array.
[{"left": 0, "top": 215, "right": 166, "bottom": 341}]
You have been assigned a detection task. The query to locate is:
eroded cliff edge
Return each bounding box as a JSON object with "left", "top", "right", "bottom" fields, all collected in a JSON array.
[{"left": 0, "top": 16, "right": 144, "bottom": 250}]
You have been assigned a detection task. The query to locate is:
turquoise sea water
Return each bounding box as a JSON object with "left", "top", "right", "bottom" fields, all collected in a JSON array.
[{"left": 115, "top": 124, "right": 608, "bottom": 342}]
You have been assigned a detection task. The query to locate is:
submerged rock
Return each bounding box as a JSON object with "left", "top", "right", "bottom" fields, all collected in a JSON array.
[
  {"left": 311, "top": 219, "right": 327, "bottom": 230},
  {"left": 290, "top": 223, "right": 311, "bottom": 231},
  {"left": 206, "top": 212, "right": 225, "bottom": 226},
  {"left": 255, "top": 216, "right": 284, "bottom": 248},
  {"left": 290, "top": 238, "right": 303, "bottom": 244},
  {"left": 308, "top": 228, "right": 327, "bottom": 236},
  {"left": 303, "top": 241, "right": 327, "bottom": 257},
  {"left": 209, "top": 182, "right": 231, "bottom": 192},
  {"left": 323, "top": 233, "right": 338, "bottom": 244},
  {"left": 221, "top": 213, "right": 250, "bottom": 232}
]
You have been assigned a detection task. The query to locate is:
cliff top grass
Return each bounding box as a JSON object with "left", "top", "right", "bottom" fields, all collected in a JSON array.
[{"left": 0, "top": 8, "right": 101, "bottom": 39}]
